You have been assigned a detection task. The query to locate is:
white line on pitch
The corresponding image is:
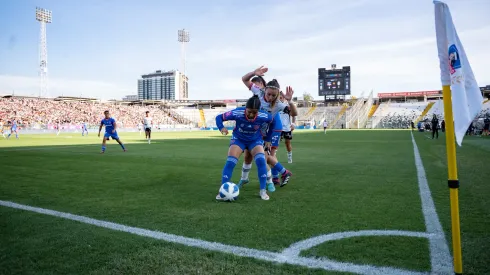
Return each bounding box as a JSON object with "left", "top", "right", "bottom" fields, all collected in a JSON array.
[
  {"left": 410, "top": 132, "right": 452, "bottom": 273},
  {"left": 0, "top": 200, "right": 427, "bottom": 275}
]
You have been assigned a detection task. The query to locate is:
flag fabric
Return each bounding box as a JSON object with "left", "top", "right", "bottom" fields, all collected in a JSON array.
[{"left": 434, "top": 0, "right": 483, "bottom": 146}]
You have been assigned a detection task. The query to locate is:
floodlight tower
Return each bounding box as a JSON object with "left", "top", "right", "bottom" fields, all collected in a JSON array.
[
  {"left": 178, "top": 29, "right": 190, "bottom": 100},
  {"left": 36, "top": 7, "right": 52, "bottom": 98}
]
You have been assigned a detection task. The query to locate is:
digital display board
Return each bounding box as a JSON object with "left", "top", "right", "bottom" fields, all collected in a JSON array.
[{"left": 318, "top": 66, "right": 350, "bottom": 96}]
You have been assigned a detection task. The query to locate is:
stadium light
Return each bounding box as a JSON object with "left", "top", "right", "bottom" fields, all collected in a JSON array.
[
  {"left": 178, "top": 29, "right": 190, "bottom": 100},
  {"left": 36, "top": 7, "right": 52, "bottom": 98}
]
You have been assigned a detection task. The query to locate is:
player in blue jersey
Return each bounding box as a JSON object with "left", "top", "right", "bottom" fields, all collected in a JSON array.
[
  {"left": 98, "top": 110, "right": 126, "bottom": 153},
  {"left": 215, "top": 95, "right": 283, "bottom": 201},
  {"left": 7, "top": 119, "right": 19, "bottom": 139},
  {"left": 82, "top": 122, "right": 88, "bottom": 136},
  {"left": 238, "top": 68, "right": 297, "bottom": 188}
]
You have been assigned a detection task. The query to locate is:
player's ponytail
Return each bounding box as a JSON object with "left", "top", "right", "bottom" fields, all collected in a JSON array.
[
  {"left": 266, "top": 79, "right": 280, "bottom": 90},
  {"left": 246, "top": 95, "right": 261, "bottom": 110},
  {"left": 251, "top": 76, "right": 266, "bottom": 88}
]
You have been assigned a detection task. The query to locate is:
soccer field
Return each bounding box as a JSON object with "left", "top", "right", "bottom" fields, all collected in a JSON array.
[{"left": 0, "top": 130, "right": 489, "bottom": 274}]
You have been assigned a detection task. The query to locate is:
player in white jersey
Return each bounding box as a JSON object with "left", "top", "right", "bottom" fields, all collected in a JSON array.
[
  {"left": 143, "top": 111, "right": 152, "bottom": 144},
  {"left": 323, "top": 120, "right": 328, "bottom": 134},
  {"left": 0, "top": 119, "right": 5, "bottom": 138},
  {"left": 279, "top": 93, "right": 296, "bottom": 163},
  {"left": 238, "top": 66, "right": 298, "bottom": 189}
]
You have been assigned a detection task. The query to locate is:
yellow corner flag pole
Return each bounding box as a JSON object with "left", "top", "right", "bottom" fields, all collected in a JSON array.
[{"left": 442, "top": 84, "right": 463, "bottom": 274}]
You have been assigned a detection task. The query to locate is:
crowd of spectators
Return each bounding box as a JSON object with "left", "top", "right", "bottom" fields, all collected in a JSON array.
[
  {"left": 0, "top": 97, "right": 192, "bottom": 129},
  {"left": 376, "top": 109, "right": 420, "bottom": 129}
]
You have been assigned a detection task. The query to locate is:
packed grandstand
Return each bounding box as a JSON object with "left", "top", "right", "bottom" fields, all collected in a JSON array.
[{"left": 1, "top": 89, "right": 489, "bottom": 132}]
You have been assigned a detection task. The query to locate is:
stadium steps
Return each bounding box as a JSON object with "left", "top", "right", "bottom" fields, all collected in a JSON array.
[
  {"left": 304, "top": 106, "right": 317, "bottom": 119},
  {"left": 414, "top": 102, "right": 435, "bottom": 124},
  {"left": 330, "top": 104, "right": 348, "bottom": 129},
  {"left": 199, "top": 109, "right": 206, "bottom": 127},
  {"left": 368, "top": 104, "right": 379, "bottom": 118}
]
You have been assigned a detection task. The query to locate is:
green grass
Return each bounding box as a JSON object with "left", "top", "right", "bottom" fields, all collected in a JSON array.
[
  {"left": 413, "top": 132, "right": 490, "bottom": 275},
  {"left": 301, "top": 236, "right": 431, "bottom": 272},
  {"left": 0, "top": 130, "right": 488, "bottom": 274}
]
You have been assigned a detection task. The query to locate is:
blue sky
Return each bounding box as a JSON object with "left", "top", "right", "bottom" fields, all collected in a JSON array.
[{"left": 0, "top": 0, "right": 489, "bottom": 100}]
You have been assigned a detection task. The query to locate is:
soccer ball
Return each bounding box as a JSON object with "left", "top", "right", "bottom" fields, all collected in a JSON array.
[{"left": 218, "top": 182, "right": 240, "bottom": 201}]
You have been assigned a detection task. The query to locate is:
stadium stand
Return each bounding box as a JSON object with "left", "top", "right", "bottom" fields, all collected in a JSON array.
[
  {"left": 415, "top": 101, "right": 436, "bottom": 124},
  {"left": 368, "top": 104, "right": 378, "bottom": 118},
  {"left": 370, "top": 99, "right": 391, "bottom": 128},
  {"left": 330, "top": 104, "right": 348, "bottom": 129},
  {"left": 1, "top": 92, "right": 489, "bottom": 131},
  {"left": 345, "top": 96, "right": 365, "bottom": 128},
  {"left": 357, "top": 91, "right": 374, "bottom": 128},
  {"left": 198, "top": 109, "right": 206, "bottom": 127},
  {"left": 307, "top": 106, "right": 344, "bottom": 128},
  {"left": 303, "top": 106, "right": 317, "bottom": 120},
  {"left": 374, "top": 102, "right": 427, "bottom": 129}
]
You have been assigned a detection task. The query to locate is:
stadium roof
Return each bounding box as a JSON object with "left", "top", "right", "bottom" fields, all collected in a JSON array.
[
  {"left": 54, "top": 96, "right": 98, "bottom": 102},
  {"left": 378, "top": 90, "right": 441, "bottom": 98}
]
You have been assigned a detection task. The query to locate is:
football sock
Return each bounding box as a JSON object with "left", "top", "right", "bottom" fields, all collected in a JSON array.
[
  {"left": 273, "top": 162, "right": 286, "bottom": 174},
  {"left": 102, "top": 145, "right": 106, "bottom": 152},
  {"left": 267, "top": 169, "right": 272, "bottom": 183},
  {"left": 241, "top": 163, "right": 252, "bottom": 180},
  {"left": 222, "top": 156, "right": 238, "bottom": 184},
  {"left": 272, "top": 167, "right": 279, "bottom": 179},
  {"left": 254, "top": 153, "right": 268, "bottom": 190}
]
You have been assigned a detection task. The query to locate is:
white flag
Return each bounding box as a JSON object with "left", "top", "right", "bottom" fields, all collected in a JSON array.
[{"left": 434, "top": 0, "right": 483, "bottom": 146}]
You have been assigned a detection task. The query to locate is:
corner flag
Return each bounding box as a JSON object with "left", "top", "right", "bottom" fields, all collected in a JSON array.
[
  {"left": 433, "top": 1, "right": 484, "bottom": 274},
  {"left": 434, "top": 0, "right": 483, "bottom": 146}
]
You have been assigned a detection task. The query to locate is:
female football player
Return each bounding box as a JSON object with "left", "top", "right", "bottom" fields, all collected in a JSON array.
[
  {"left": 215, "top": 95, "right": 289, "bottom": 201},
  {"left": 98, "top": 110, "right": 126, "bottom": 154},
  {"left": 279, "top": 93, "right": 295, "bottom": 163},
  {"left": 238, "top": 66, "right": 298, "bottom": 189}
]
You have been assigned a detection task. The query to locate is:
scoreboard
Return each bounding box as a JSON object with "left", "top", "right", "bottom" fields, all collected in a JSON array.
[{"left": 318, "top": 65, "right": 351, "bottom": 96}]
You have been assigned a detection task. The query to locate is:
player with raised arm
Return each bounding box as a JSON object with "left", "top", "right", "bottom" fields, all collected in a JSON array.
[
  {"left": 238, "top": 66, "right": 297, "bottom": 189},
  {"left": 98, "top": 110, "right": 126, "bottom": 154},
  {"left": 215, "top": 95, "right": 273, "bottom": 201},
  {"left": 143, "top": 111, "right": 152, "bottom": 144},
  {"left": 279, "top": 93, "right": 295, "bottom": 163}
]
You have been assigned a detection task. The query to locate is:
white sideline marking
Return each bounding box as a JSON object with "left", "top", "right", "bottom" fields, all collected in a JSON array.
[
  {"left": 410, "top": 132, "right": 453, "bottom": 273},
  {"left": 0, "top": 132, "right": 452, "bottom": 274},
  {"left": 1, "top": 200, "right": 426, "bottom": 275}
]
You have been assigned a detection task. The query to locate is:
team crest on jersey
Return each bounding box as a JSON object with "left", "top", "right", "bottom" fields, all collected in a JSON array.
[{"left": 254, "top": 125, "right": 260, "bottom": 130}]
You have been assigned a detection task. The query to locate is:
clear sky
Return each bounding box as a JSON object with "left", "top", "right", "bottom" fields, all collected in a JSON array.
[{"left": 0, "top": 0, "right": 489, "bottom": 100}]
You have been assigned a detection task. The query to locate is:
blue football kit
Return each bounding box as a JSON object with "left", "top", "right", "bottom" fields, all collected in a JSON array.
[{"left": 216, "top": 107, "right": 272, "bottom": 151}]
